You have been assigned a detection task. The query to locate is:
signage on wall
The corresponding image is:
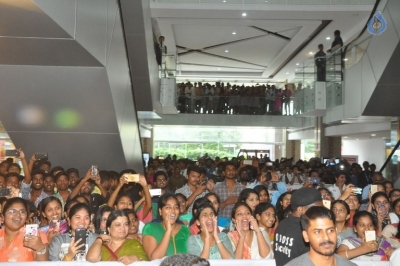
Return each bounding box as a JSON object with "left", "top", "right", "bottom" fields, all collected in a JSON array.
[{"left": 367, "top": 11, "right": 387, "bottom": 35}]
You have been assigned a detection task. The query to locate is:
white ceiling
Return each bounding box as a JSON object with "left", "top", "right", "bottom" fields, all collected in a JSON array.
[{"left": 151, "top": 2, "right": 374, "bottom": 83}]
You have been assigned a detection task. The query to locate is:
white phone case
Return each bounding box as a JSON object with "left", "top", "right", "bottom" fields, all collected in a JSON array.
[
  {"left": 25, "top": 224, "right": 38, "bottom": 236},
  {"left": 365, "top": 230, "right": 376, "bottom": 242}
]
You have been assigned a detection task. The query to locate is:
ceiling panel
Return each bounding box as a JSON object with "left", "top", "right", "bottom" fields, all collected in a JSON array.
[
  {"left": 180, "top": 64, "right": 261, "bottom": 72},
  {"left": 173, "top": 24, "right": 264, "bottom": 49},
  {"left": 205, "top": 35, "right": 288, "bottom": 66},
  {"left": 178, "top": 51, "right": 264, "bottom": 69}
]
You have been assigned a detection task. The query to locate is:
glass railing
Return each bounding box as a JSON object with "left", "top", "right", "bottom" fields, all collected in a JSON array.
[
  {"left": 159, "top": 54, "right": 177, "bottom": 78},
  {"left": 343, "top": 35, "right": 373, "bottom": 69},
  {"left": 175, "top": 95, "right": 295, "bottom": 116},
  {"left": 151, "top": 0, "right": 375, "bottom": 5},
  {"left": 325, "top": 48, "right": 343, "bottom": 108}
]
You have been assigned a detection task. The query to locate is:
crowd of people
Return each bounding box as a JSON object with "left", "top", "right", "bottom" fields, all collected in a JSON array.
[
  {"left": 176, "top": 82, "right": 294, "bottom": 116},
  {"left": 0, "top": 149, "right": 399, "bottom": 265}
]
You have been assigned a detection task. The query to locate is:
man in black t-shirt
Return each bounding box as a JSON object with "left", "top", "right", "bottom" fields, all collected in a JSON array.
[{"left": 274, "top": 187, "right": 323, "bottom": 266}]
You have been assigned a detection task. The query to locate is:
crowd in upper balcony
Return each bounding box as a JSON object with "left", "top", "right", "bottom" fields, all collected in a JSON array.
[{"left": 176, "top": 82, "right": 294, "bottom": 116}]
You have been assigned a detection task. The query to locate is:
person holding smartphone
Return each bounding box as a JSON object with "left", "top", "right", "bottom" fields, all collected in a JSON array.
[
  {"left": 48, "top": 203, "right": 98, "bottom": 261},
  {"left": 0, "top": 198, "right": 48, "bottom": 262}
]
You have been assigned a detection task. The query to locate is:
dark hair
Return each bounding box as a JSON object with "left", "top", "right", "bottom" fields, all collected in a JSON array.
[
  {"left": 160, "top": 254, "right": 210, "bottom": 266},
  {"left": 39, "top": 160, "right": 51, "bottom": 168},
  {"left": 392, "top": 198, "right": 400, "bottom": 211},
  {"left": 99, "top": 170, "right": 111, "bottom": 184},
  {"left": 31, "top": 169, "right": 45, "bottom": 178},
  {"left": 223, "top": 161, "right": 236, "bottom": 171},
  {"left": 68, "top": 202, "right": 91, "bottom": 220},
  {"left": 71, "top": 195, "right": 90, "bottom": 205},
  {"left": 114, "top": 193, "right": 133, "bottom": 208},
  {"left": 335, "top": 171, "right": 347, "bottom": 178},
  {"left": 332, "top": 200, "right": 350, "bottom": 215},
  {"left": 66, "top": 168, "right": 79, "bottom": 177},
  {"left": 238, "top": 188, "right": 259, "bottom": 203},
  {"left": 7, "top": 163, "right": 21, "bottom": 172},
  {"left": 3, "top": 197, "right": 28, "bottom": 216},
  {"left": 255, "top": 202, "right": 275, "bottom": 217},
  {"left": 5, "top": 173, "right": 20, "bottom": 183},
  {"left": 190, "top": 197, "right": 212, "bottom": 226},
  {"left": 318, "top": 44, "right": 323, "bottom": 48},
  {"left": 205, "top": 192, "right": 221, "bottom": 213},
  {"left": 231, "top": 202, "right": 253, "bottom": 220},
  {"left": 119, "top": 169, "right": 137, "bottom": 176},
  {"left": 371, "top": 191, "right": 389, "bottom": 206},
  {"left": 158, "top": 194, "right": 179, "bottom": 220},
  {"left": 334, "top": 30, "right": 341, "bottom": 35},
  {"left": 123, "top": 208, "right": 138, "bottom": 220},
  {"left": 95, "top": 205, "right": 114, "bottom": 233},
  {"left": 300, "top": 206, "right": 335, "bottom": 231},
  {"left": 276, "top": 191, "right": 293, "bottom": 221},
  {"left": 193, "top": 202, "right": 216, "bottom": 228},
  {"left": 64, "top": 199, "right": 79, "bottom": 213},
  {"left": 54, "top": 171, "right": 68, "bottom": 182},
  {"left": 187, "top": 165, "right": 202, "bottom": 176},
  {"left": 44, "top": 173, "right": 56, "bottom": 182},
  {"left": 389, "top": 189, "right": 400, "bottom": 199},
  {"left": 50, "top": 166, "right": 65, "bottom": 177},
  {"left": 318, "top": 187, "right": 333, "bottom": 197},
  {"left": 106, "top": 210, "right": 129, "bottom": 233},
  {"left": 39, "top": 196, "right": 63, "bottom": 220},
  {"left": 353, "top": 211, "right": 375, "bottom": 228},
  {"left": 175, "top": 193, "right": 187, "bottom": 202},
  {"left": 154, "top": 171, "right": 168, "bottom": 181},
  {"left": 253, "top": 185, "right": 269, "bottom": 200}
]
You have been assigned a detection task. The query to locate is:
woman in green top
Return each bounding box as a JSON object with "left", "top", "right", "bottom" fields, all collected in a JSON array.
[
  {"left": 86, "top": 210, "right": 148, "bottom": 264},
  {"left": 176, "top": 193, "right": 192, "bottom": 225},
  {"left": 142, "top": 194, "right": 190, "bottom": 259}
]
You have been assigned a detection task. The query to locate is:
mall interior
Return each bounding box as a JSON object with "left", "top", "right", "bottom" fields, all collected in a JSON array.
[{"left": 0, "top": 0, "right": 399, "bottom": 185}]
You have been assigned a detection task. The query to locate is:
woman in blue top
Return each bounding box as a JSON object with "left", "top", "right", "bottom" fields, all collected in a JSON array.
[
  {"left": 188, "top": 202, "right": 233, "bottom": 259},
  {"left": 142, "top": 194, "right": 189, "bottom": 260}
]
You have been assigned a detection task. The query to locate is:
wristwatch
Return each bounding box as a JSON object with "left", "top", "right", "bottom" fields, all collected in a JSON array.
[{"left": 36, "top": 246, "right": 47, "bottom": 255}]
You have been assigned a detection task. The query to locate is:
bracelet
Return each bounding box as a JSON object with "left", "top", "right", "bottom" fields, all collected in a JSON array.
[
  {"left": 345, "top": 249, "right": 349, "bottom": 258},
  {"left": 96, "top": 237, "right": 104, "bottom": 243},
  {"left": 216, "top": 240, "right": 222, "bottom": 244},
  {"left": 64, "top": 254, "right": 72, "bottom": 261},
  {"left": 36, "top": 246, "right": 46, "bottom": 255}
]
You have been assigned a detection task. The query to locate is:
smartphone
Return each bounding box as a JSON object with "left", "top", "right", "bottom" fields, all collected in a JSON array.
[
  {"left": 35, "top": 152, "right": 48, "bottom": 160},
  {"left": 25, "top": 224, "right": 38, "bottom": 236},
  {"left": 370, "top": 185, "right": 378, "bottom": 196},
  {"left": 149, "top": 188, "right": 162, "bottom": 197},
  {"left": 352, "top": 187, "right": 362, "bottom": 194},
  {"left": 99, "top": 229, "right": 107, "bottom": 235},
  {"left": 91, "top": 165, "right": 99, "bottom": 178},
  {"left": 5, "top": 150, "right": 20, "bottom": 157},
  {"left": 365, "top": 230, "right": 376, "bottom": 242},
  {"left": 323, "top": 200, "right": 331, "bottom": 210},
  {"left": 75, "top": 228, "right": 87, "bottom": 252},
  {"left": 243, "top": 160, "right": 252, "bottom": 165},
  {"left": 201, "top": 177, "right": 208, "bottom": 186},
  {"left": 308, "top": 177, "right": 321, "bottom": 184},
  {"left": 0, "top": 188, "right": 11, "bottom": 197},
  {"left": 124, "top": 173, "right": 139, "bottom": 182}
]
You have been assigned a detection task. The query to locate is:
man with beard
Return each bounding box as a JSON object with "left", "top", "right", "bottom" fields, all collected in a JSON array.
[
  {"left": 43, "top": 173, "right": 56, "bottom": 196},
  {"left": 66, "top": 168, "right": 80, "bottom": 190},
  {"left": 285, "top": 206, "right": 356, "bottom": 266},
  {"left": 67, "top": 169, "right": 106, "bottom": 215},
  {"left": 21, "top": 169, "right": 49, "bottom": 207},
  {"left": 274, "top": 187, "right": 323, "bottom": 266}
]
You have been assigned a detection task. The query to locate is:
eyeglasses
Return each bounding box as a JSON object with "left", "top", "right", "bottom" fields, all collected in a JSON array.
[
  {"left": 8, "top": 209, "right": 28, "bottom": 216},
  {"left": 321, "top": 194, "right": 331, "bottom": 199}
]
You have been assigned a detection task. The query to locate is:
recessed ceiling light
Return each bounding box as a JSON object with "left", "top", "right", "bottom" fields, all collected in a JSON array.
[
  {"left": 242, "top": 13, "right": 247, "bottom": 17},
  {"left": 356, "top": 139, "right": 359, "bottom": 140},
  {"left": 343, "top": 136, "right": 348, "bottom": 138},
  {"left": 225, "top": 50, "right": 229, "bottom": 53},
  {"left": 232, "top": 32, "right": 236, "bottom": 35},
  {"left": 286, "top": 72, "right": 289, "bottom": 74},
  {"left": 223, "top": 0, "right": 226, "bottom": 2},
  {"left": 218, "top": 68, "right": 221, "bottom": 70},
  {"left": 371, "top": 133, "right": 376, "bottom": 137},
  {"left": 309, "top": 52, "right": 313, "bottom": 55},
  {"left": 296, "top": 63, "right": 299, "bottom": 66},
  {"left": 326, "top": 37, "right": 331, "bottom": 40},
  {"left": 344, "top": 58, "right": 348, "bottom": 61}
]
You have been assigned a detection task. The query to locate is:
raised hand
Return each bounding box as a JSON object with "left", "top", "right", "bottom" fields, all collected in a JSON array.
[{"left": 67, "top": 237, "right": 86, "bottom": 259}]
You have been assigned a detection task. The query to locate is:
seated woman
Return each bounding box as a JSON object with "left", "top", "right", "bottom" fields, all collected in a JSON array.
[
  {"left": 255, "top": 202, "right": 277, "bottom": 243},
  {"left": 0, "top": 198, "right": 48, "bottom": 262},
  {"left": 188, "top": 202, "right": 233, "bottom": 259},
  {"left": 86, "top": 210, "right": 148, "bottom": 264},
  {"left": 337, "top": 211, "right": 394, "bottom": 261},
  {"left": 142, "top": 194, "right": 189, "bottom": 260},
  {"left": 238, "top": 188, "right": 260, "bottom": 214},
  {"left": 253, "top": 185, "right": 269, "bottom": 203},
  {"left": 123, "top": 209, "right": 142, "bottom": 242},
  {"left": 176, "top": 193, "right": 191, "bottom": 226},
  {"left": 94, "top": 205, "right": 113, "bottom": 234},
  {"left": 38, "top": 197, "right": 69, "bottom": 243},
  {"left": 49, "top": 203, "right": 98, "bottom": 261},
  {"left": 332, "top": 200, "right": 355, "bottom": 246},
  {"left": 227, "top": 202, "right": 273, "bottom": 259}
]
